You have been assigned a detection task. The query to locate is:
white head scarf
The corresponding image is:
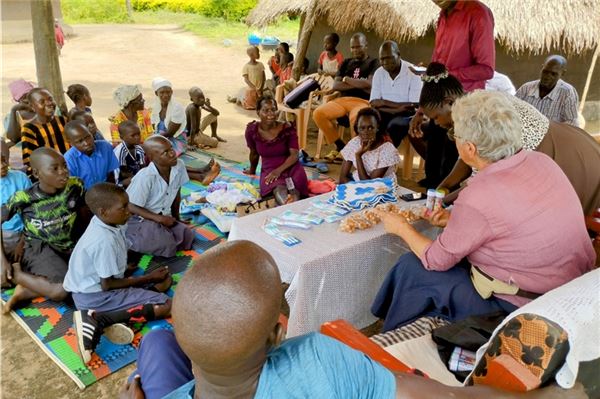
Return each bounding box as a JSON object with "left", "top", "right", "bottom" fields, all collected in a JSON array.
[
  {"left": 150, "top": 77, "right": 186, "bottom": 137},
  {"left": 151, "top": 77, "right": 172, "bottom": 92},
  {"left": 113, "top": 84, "right": 142, "bottom": 108}
]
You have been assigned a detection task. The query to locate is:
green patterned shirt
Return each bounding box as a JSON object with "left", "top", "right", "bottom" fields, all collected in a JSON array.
[{"left": 1, "top": 177, "right": 84, "bottom": 251}]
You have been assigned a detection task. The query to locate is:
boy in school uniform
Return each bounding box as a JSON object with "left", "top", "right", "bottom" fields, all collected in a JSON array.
[
  {"left": 125, "top": 136, "right": 195, "bottom": 257},
  {"left": 1, "top": 139, "right": 32, "bottom": 288},
  {"left": 64, "top": 121, "right": 119, "bottom": 190},
  {"left": 113, "top": 120, "right": 147, "bottom": 187},
  {"left": 63, "top": 183, "right": 172, "bottom": 363},
  {"left": 1, "top": 148, "right": 85, "bottom": 313}
]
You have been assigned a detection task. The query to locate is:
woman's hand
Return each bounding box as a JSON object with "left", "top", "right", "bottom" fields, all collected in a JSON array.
[
  {"left": 409, "top": 111, "right": 424, "bottom": 138},
  {"left": 374, "top": 210, "right": 409, "bottom": 236},
  {"left": 243, "top": 168, "right": 256, "bottom": 175},
  {"left": 264, "top": 169, "right": 281, "bottom": 185},
  {"left": 423, "top": 206, "right": 451, "bottom": 228}
]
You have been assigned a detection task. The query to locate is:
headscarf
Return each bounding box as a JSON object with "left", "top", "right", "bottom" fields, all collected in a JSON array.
[
  {"left": 9, "top": 79, "right": 36, "bottom": 102},
  {"left": 508, "top": 95, "right": 550, "bottom": 151},
  {"left": 151, "top": 77, "right": 172, "bottom": 92},
  {"left": 113, "top": 84, "right": 142, "bottom": 108}
]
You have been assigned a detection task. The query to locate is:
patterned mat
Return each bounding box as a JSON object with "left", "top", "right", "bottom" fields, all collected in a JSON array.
[{"left": 1, "top": 148, "right": 330, "bottom": 389}]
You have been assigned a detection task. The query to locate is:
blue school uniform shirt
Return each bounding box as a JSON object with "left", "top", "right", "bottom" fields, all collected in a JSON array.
[
  {"left": 64, "top": 140, "right": 119, "bottom": 189},
  {"left": 1, "top": 169, "right": 32, "bottom": 232},
  {"left": 162, "top": 333, "right": 396, "bottom": 399},
  {"left": 63, "top": 216, "right": 128, "bottom": 293}
]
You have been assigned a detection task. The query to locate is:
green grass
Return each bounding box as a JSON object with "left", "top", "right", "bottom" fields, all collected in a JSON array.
[
  {"left": 133, "top": 10, "right": 299, "bottom": 45},
  {"left": 62, "top": 0, "right": 131, "bottom": 23}
]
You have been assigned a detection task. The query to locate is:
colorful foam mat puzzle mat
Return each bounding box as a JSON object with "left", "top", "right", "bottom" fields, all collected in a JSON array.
[
  {"left": 1, "top": 148, "right": 331, "bottom": 389},
  {"left": 0, "top": 251, "right": 197, "bottom": 389}
]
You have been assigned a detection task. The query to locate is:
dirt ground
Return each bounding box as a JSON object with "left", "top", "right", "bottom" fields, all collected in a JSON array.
[{"left": 0, "top": 23, "right": 342, "bottom": 398}]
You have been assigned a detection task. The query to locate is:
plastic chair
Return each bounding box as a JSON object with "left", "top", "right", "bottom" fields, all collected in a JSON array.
[
  {"left": 275, "top": 83, "right": 309, "bottom": 149},
  {"left": 398, "top": 137, "right": 425, "bottom": 181},
  {"left": 585, "top": 208, "right": 600, "bottom": 267},
  {"left": 321, "top": 319, "right": 414, "bottom": 373}
]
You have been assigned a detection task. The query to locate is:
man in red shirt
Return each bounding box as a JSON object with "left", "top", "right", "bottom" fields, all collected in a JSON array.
[
  {"left": 431, "top": 0, "right": 495, "bottom": 91},
  {"left": 410, "top": 0, "right": 495, "bottom": 187}
]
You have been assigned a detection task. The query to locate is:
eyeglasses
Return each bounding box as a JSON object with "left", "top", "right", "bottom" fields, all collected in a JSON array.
[{"left": 446, "top": 128, "right": 466, "bottom": 142}]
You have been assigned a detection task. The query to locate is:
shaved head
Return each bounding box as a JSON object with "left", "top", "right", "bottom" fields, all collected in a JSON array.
[
  {"left": 30, "top": 147, "right": 62, "bottom": 171},
  {"left": 142, "top": 135, "right": 170, "bottom": 153},
  {"left": 540, "top": 54, "right": 568, "bottom": 90},
  {"left": 351, "top": 32, "right": 367, "bottom": 46},
  {"left": 544, "top": 54, "right": 567, "bottom": 69},
  {"left": 380, "top": 40, "right": 399, "bottom": 54},
  {"left": 64, "top": 120, "right": 88, "bottom": 141},
  {"left": 172, "top": 241, "right": 282, "bottom": 372},
  {"left": 189, "top": 86, "right": 204, "bottom": 97}
]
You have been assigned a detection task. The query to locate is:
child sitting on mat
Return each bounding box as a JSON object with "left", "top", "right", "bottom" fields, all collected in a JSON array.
[
  {"left": 1, "top": 148, "right": 86, "bottom": 313},
  {"left": 125, "top": 136, "right": 204, "bottom": 257},
  {"left": 113, "top": 120, "right": 147, "bottom": 187},
  {"left": 64, "top": 121, "right": 119, "bottom": 189},
  {"left": 63, "top": 183, "right": 172, "bottom": 363},
  {"left": 1, "top": 139, "right": 32, "bottom": 288}
]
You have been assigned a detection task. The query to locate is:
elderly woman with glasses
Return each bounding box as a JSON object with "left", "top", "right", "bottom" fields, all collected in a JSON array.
[
  {"left": 109, "top": 84, "right": 154, "bottom": 144},
  {"left": 415, "top": 63, "right": 600, "bottom": 215},
  {"left": 338, "top": 107, "right": 400, "bottom": 184},
  {"left": 371, "top": 90, "right": 595, "bottom": 333}
]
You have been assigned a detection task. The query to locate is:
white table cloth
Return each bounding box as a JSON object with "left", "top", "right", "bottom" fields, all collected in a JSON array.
[{"left": 228, "top": 189, "right": 440, "bottom": 337}]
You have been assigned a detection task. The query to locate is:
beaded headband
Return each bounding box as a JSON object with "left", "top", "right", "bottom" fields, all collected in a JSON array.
[{"left": 421, "top": 71, "right": 449, "bottom": 83}]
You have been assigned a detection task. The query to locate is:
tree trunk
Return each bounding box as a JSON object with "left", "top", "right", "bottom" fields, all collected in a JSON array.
[
  {"left": 31, "top": 0, "right": 67, "bottom": 115},
  {"left": 292, "top": 0, "right": 318, "bottom": 81},
  {"left": 126, "top": 0, "right": 133, "bottom": 19}
]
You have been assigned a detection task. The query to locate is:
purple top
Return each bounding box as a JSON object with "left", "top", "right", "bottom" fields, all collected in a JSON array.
[
  {"left": 245, "top": 121, "right": 308, "bottom": 197},
  {"left": 422, "top": 151, "right": 595, "bottom": 307}
]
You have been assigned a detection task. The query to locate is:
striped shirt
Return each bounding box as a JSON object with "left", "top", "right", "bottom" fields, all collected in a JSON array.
[
  {"left": 113, "top": 142, "right": 146, "bottom": 184},
  {"left": 21, "top": 116, "right": 70, "bottom": 175},
  {"left": 515, "top": 79, "right": 579, "bottom": 127}
]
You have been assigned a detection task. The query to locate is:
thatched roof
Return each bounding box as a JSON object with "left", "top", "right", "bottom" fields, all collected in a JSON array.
[{"left": 246, "top": 0, "right": 600, "bottom": 54}]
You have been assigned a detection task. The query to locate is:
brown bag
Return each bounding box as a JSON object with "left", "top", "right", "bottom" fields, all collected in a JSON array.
[{"left": 236, "top": 198, "right": 277, "bottom": 217}]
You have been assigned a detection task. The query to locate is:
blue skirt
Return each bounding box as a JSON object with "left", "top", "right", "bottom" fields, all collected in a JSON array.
[{"left": 371, "top": 252, "right": 517, "bottom": 332}]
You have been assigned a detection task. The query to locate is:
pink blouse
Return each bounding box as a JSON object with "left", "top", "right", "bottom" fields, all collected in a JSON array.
[{"left": 422, "top": 151, "right": 595, "bottom": 307}]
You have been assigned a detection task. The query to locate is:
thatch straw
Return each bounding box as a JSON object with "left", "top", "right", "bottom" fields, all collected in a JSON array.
[{"left": 246, "top": 0, "right": 600, "bottom": 54}]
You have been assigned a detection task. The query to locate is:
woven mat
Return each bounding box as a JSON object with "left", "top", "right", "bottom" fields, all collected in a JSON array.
[{"left": 1, "top": 148, "right": 330, "bottom": 389}]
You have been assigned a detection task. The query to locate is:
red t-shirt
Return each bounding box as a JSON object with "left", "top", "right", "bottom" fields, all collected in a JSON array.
[{"left": 431, "top": 1, "right": 495, "bottom": 91}]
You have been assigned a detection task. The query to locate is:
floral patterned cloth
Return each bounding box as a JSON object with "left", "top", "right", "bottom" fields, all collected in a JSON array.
[
  {"left": 340, "top": 136, "right": 400, "bottom": 182},
  {"left": 109, "top": 109, "right": 154, "bottom": 143}
]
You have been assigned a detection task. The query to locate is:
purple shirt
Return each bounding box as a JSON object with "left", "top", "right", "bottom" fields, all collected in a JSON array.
[
  {"left": 422, "top": 151, "right": 595, "bottom": 307},
  {"left": 432, "top": 1, "right": 495, "bottom": 92}
]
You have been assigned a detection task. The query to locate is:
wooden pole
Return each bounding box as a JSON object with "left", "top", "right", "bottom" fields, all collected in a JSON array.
[
  {"left": 579, "top": 44, "right": 599, "bottom": 114},
  {"left": 292, "top": 0, "right": 318, "bottom": 80},
  {"left": 31, "top": 0, "right": 67, "bottom": 115}
]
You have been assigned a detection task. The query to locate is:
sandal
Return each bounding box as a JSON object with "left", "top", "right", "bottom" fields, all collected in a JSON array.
[{"left": 323, "top": 149, "right": 342, "bottom": 163}]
